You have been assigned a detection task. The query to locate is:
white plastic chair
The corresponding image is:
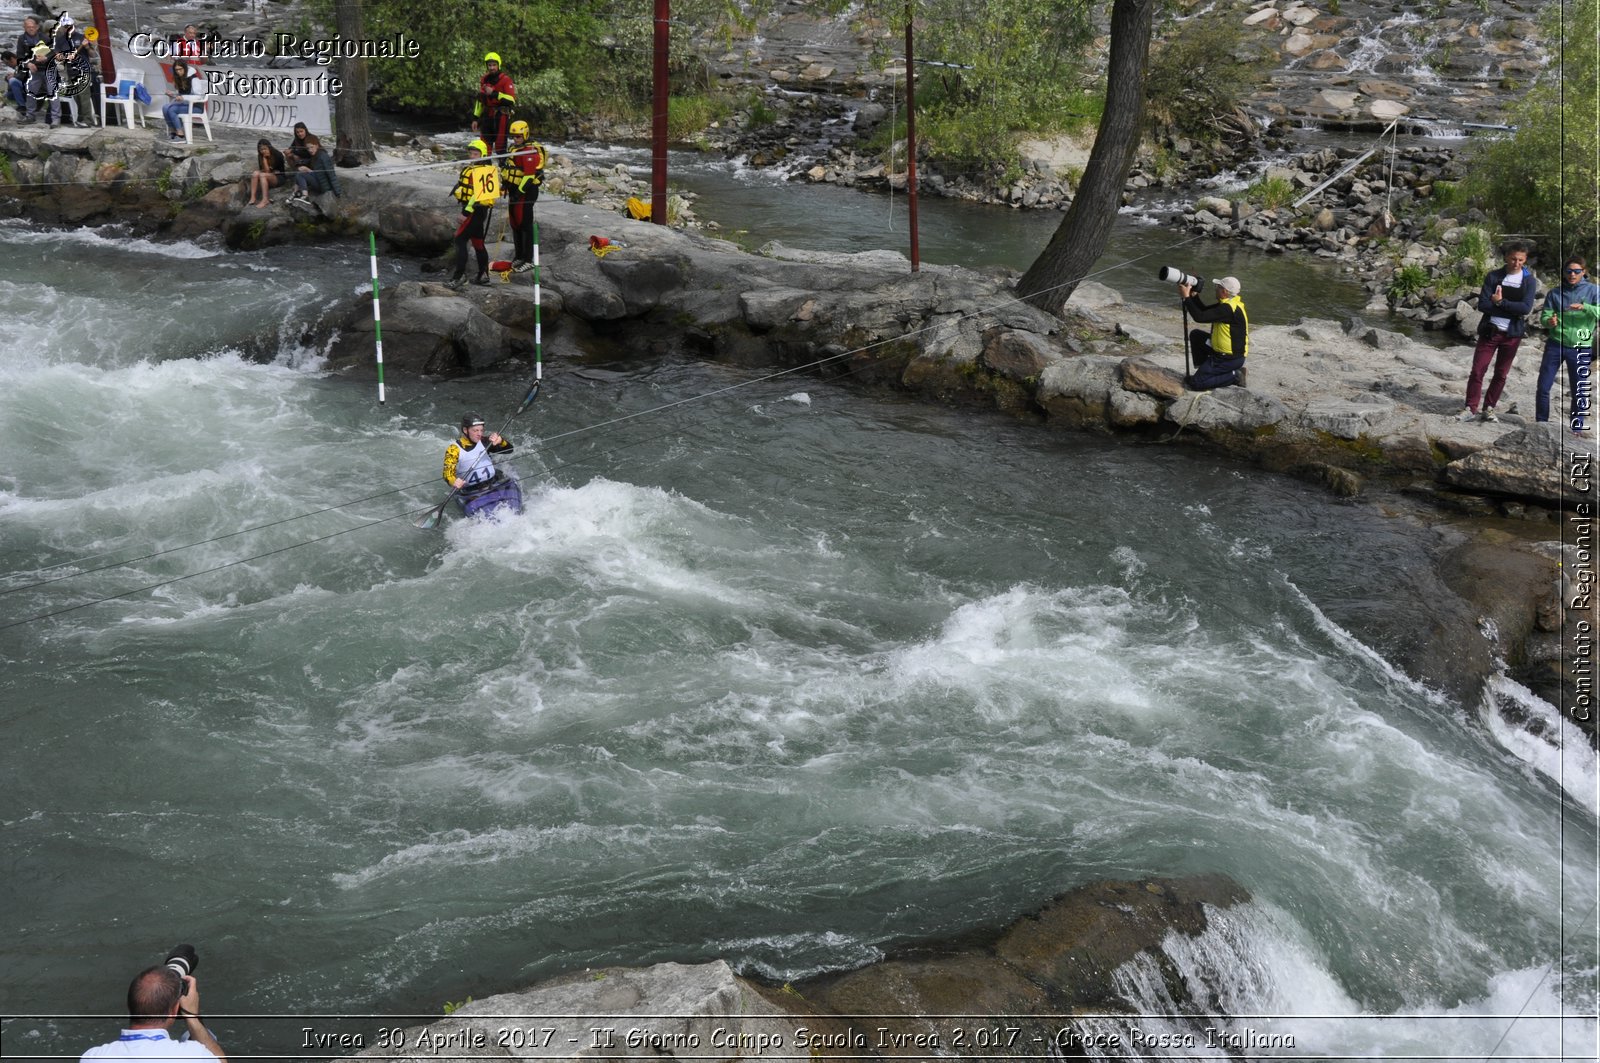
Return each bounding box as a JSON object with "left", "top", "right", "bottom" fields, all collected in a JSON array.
[
  {"left": 100, "top": 71, "right": 146, "bottom": 128},
  {"left": 179, "top": 76, "right": 210, "bottom": 144}
]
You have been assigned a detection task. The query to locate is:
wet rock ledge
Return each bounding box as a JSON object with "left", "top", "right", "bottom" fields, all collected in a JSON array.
[{"left": 343, "top": 874, "right": 1248, "bottom": 1063}]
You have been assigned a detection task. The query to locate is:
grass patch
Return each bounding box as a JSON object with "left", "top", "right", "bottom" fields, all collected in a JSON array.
[
  {"left": 1246, "top": 175, "right": 1296, "bottom": 209},
  {"left": 666, "top": 93, "right": 731, "bottom": 140},
  {"left": 1387, "top": 263, "right": 1430, "bottom": 302}
]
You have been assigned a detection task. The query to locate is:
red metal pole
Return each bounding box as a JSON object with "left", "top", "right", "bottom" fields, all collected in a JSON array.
[
  {"left": 90, "top": 0, "right": 115, "bottom": 82},
  {"left": 904, "top": 3, "right": 920, "bottom": 271},
  {"left": 651, "top": 0, "right": 669, "bottom": 225}
]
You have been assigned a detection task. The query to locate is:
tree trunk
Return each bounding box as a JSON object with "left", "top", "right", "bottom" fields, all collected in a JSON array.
[
  {"left": 333, "top": 0, "right": 376, "bottom": 165},
  {"left": 1015, "top": 0, "right": 1154, "bottom": 315}
]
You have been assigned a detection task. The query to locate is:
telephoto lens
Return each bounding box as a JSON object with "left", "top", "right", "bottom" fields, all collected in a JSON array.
[
  {"left": 1157, "top": 266, "right": 1200, "bottom": 288},
  {"left": 164, "top": 944, "right": 199, "bottom": 980}
]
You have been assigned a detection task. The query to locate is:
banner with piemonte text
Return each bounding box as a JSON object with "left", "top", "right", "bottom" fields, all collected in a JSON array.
[{"left": 111, "top": 48, "right": 332, "bottom": 136}]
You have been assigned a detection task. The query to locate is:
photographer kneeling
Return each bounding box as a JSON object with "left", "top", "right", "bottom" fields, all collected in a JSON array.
[
  {"left": 1180, "top": 276, "right": 1249, "bottom": 391},
  {"left": 82, "top": 951, "right": 226, "bottom": 1062}
]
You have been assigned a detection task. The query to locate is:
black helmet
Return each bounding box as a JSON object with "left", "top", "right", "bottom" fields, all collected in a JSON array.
[{"left": 460, "top": 412, "right": 485, "bottom": 431}]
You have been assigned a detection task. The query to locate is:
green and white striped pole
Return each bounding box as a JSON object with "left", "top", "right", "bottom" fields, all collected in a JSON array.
[
  {"left": 515, "top": 216, "right": 543, "bottom": 416},
  {"left": 368, "top": 231, "right": 386, "bottom": 405},
  {"left": 532, "top": 217, "right": 541, "bottom": 385}
]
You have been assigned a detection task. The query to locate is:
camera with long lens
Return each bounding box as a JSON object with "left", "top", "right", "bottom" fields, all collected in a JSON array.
[
  {"left": 164, "top": 944, "right": 198, "bottom": 987},
  {"left": 1158, "top": 266, "right": 1201, "bottom": 289}
]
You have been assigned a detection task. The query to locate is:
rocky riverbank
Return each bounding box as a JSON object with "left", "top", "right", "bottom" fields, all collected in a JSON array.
[{"left": 342, "top": 874, "right": 1250, "bottom": 1063}]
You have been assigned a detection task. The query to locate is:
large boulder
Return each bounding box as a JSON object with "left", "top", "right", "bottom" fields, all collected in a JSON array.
[
  {"left": 1442, "top": 424, "right": 1599, "bottom": 504},
  {"left": 1037, "top": 356, "right": 1124, "bottom": 427},
  {"left": 327, "top": 283, "right": 515, "bottom": 375},
  {"left": 1163, "top": 385, "right": 1289, "bottom": 433}
]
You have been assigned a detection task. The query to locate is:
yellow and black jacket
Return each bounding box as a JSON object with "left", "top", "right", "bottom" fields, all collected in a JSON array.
[
  {"left": 443, "top": 434, "right": 513, "bottom": 487},
  {"left": 453, "top": 161, "right": 501, "bottom": 213},
  {"left": 502, "top": 142, "right": 545, "bottom": 197},
  {"left": 1184, "top": 293, "right": 1249, "bottom": 357}
]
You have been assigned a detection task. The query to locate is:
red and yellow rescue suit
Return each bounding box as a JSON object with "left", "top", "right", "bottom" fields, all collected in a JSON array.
[
  {"left": 451, "top": 160, "right": 500, "bottom": 284},
  {"left": 503, "top": 140, "right": 545, "bottom": 268},
  {"left": 474, "top": 70, "right": 516, "bottom": 153}
]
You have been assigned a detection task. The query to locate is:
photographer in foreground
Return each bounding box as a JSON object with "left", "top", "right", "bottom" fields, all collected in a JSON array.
[
  {"left": 1180, "top": 275, "right": 1250, "bottom": 391},
  {"left": 82, "top": 947, "right": 225, "bottom": 1062}
]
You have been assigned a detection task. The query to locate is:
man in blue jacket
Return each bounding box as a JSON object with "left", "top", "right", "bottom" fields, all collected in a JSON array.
[{"left": 1460, "top": 241, "right": 1538, "bottom": 422}]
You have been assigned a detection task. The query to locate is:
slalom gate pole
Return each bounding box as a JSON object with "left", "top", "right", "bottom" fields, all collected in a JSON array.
[
  {"left": 533, "top": 217, "right": 542, "bottom": 385},
  {"left": 369, "top": 231, "right": 386, "bottom": 405}
]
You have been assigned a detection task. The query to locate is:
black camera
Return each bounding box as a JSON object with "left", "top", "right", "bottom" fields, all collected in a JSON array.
[
  {"left": 164, "top": 944, "right": 199, "bottom": 985},
  {"left": 1158, "top": 266, "right": 1200, "bottom": 289}
]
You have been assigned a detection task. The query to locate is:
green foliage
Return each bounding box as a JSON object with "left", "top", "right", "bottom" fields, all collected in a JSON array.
[
  {"left": 1247, "top": 175, "right": 1295, "bottom": 209},
  {"left": 667, "top": 94, "right": 731, "bottom": 139},
  {"left": 351, "top": 0, "right": 603, "bottom": 118},
  {"left": 841, "top": 0, "right": 1097, "bottom": 170},
  {"left": 1456, "top": 225, "right": 1492, "bottom": 278},
  {"left": 1145, "top": 16, "right": 1271, "bottom": 140},
  {"left": 1387, "top": 263, "right": 1430, "bottom": 302},
  {"left": 1464, "top": 0, "right": 1598, "bottom": 254},
  {"left": 442, "top": 997, "right": 472, "bottom": 1015},
  {"left": 746, "top": 91, "right": 777, "bottom": 128},
  {"left": 0, "top": 153, "right": 12, "bottom": 183},
  {"left": 1428, "top": 180, "right": 1465, "bottom": 210}
]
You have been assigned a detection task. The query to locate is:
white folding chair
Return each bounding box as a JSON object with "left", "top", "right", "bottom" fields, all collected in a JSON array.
[
  {"left": 101, "top": 70, "right": 147, "bottom": 128},
  {"left": 179, "top": 76, "right": 210, "bottom": 144}
]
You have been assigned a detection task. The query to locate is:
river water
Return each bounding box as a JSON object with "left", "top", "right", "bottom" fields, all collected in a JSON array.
[{"left": 0, "top": 196, "right": 1594, "bottom": 1062}]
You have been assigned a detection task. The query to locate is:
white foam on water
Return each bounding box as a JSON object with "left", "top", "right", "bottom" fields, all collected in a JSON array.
[
  {"left": 0, "top": 218, "right": 222, "bottom": 259},
  {"left": 1086, "top": 900, "right": 1596, "bottom": 1060},
  {"left": 333, "top": 820, "right": 731, "bottom": 889},
  {"left": 1482, "top": 674, "right": 1600, "bottom": 816}
]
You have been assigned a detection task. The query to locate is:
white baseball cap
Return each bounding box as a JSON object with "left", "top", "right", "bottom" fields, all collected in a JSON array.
[{"left": 1213, "top": 276, "right": 1241, "bottom": 295}]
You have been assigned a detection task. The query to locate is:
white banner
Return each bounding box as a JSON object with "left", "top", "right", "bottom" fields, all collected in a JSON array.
[{"left": 109, "top": 48, "right": 333, "bottom": 135}]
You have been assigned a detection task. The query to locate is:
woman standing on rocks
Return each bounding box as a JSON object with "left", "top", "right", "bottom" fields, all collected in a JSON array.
[{"left": 1460, "top": 241, "right": 1538, "bottom": 423}]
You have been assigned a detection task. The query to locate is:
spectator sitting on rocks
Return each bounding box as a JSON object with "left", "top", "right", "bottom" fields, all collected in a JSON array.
[
  {"left": 160, "top": 59, "right": 205, "bottom": 140},
  {"left": 284, "top": 122, "right": 312, "bottom": 169},
  {"left": 1180, "top": 276, "right": 1250, "bottom": 391},
  {"left": 1460, "top": 240, "right": 1538, "bottom": 423},
  {"left": 15, "top": 16, "right": 45, "bottom": 122},
  {"left": 50, "top": 13, "right": 94, "bottom": 128},
  {"left": 245, "top": 138, "right": 287, "bottom": 207},
  {"left": 289, "top": 133, "right": 341, "bottom": 206},
  {"left": 3, "top": 50, "right": 23, "bottom": 114}
]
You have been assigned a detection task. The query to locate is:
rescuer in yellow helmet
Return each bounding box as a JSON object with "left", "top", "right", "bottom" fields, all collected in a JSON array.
[
  {"left": 502, "top": 119, "right": 546, "bottom": 273},
  {"left": 472, "top": 50, "right": 516, "bottom": 154},
  {"left": 448, "top": 138, "right": 500, "bottom": 289}
]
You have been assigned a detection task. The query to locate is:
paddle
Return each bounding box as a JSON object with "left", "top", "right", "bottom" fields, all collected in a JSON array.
[{"left": 414, "top": 376, "right": 543, "bottom": 530}]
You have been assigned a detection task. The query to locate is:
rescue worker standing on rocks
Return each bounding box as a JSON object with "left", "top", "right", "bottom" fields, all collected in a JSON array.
[
  {"left": 449, "top": 139, "right": 500, "bottom": 289},
  {"left": 502, "top": 120, "right": 545, "bottom": 273},
  {"left": 1180, "top": 276, "right": 1250, "bottom": 391},
  {"left": 472, "top": 51, "right": 516, "bottom": 155}
]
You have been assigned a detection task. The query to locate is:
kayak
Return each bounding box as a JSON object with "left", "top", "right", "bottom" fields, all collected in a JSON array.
[{"left": 457, "top": 473, "right": 523, "bottom": 519}]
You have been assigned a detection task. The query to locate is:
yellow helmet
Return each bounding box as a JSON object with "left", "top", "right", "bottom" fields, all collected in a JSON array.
[
  {"left": 484, "top": 51, "right": 501, "bottom": 64},
  {"left": 509, "top": 120, "right": 530, "bottom": 138},
  {"left": 467, "top": 139, "right": 489, "bottom": 156}
]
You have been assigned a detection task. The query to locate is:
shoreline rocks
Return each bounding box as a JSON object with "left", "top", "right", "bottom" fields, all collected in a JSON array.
[{"left": 346, "top": 875, "right": 1250, "bottom": 1063}]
